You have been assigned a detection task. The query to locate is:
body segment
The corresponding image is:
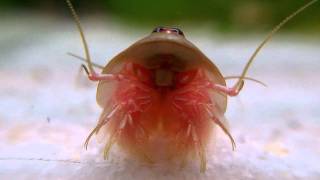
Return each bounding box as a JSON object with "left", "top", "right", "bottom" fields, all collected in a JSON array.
[{"left": 90, "top": 61, "right": 228, "bottom": 170}]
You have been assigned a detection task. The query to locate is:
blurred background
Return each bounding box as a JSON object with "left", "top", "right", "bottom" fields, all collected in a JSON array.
[
  {"left": 0, "top": 0, "right": 319, "bottom": 32},
  {"left": 0, "top": 1, "right": 320, "bottom": 180}
]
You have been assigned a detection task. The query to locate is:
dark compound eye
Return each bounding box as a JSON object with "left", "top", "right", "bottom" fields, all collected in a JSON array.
[
  {"left": 171, "top": 28, "right": 184, "bottom": 36},
  {"left": 152, "top": 27, "right": 185, "bottom": 37},
  {"left": 152, "top": 27, "right": 165, "bottom": 33}
]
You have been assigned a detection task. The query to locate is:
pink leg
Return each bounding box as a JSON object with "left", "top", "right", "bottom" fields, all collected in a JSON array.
[
  {"left": 94, "top": 65, "right": 153, "bottom": 161},
  {"left": 207, "top": 80, "right": 244, "bottom": 97},
  {"left": 81, "top": 64, "right": 124, "bottom": 81},
  {"left": 171, "top": 89, "right": 209, "bottom": 172}
]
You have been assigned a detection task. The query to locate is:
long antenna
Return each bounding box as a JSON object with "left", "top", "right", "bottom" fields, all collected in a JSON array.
[
  {"left": 66, "top": 0, "right": 95, "bottom": 74},
  {"left": 234, "top": 0, "right": 318, "bottom": 91}
]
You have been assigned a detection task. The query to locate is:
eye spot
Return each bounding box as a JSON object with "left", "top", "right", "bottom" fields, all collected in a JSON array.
[
  {"left": 152, "top": 27, "right": 165, "bottom": 33},
  {"left": 152, "top": 27, "right": 185, "bottom": 37},
  {"left": 171, "top": 28, "right": 184, "bottom": 36}
]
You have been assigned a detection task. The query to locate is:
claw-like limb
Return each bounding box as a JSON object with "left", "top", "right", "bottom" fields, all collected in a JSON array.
[
  {"left": 104, "top": 115, "right": 128, "bottom": 159},
  {"left": 81, "top": 64, "right": 90, "bottom": 76},
  {"left": 84, "top": 105, "right": 121, "bottom": 149},
  {"left": 204, "top": 104, "right": 236, "bottom": 150},
  {"left": 211, "top": 117, "right": 236, "bottom": 151},
  {"left": 84, "top": 125, "right": 102, "bottom": 150}
]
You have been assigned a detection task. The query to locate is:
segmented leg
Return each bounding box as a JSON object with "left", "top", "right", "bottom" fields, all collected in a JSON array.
[
  {"left": 103, "top": 115, "right": 128, "bottom": 159},
  {"left": 171, "top": 86, "right": 209, "bottom": 172},
  {"left": 80, "top": 64, "right": 125, "bottom": 82},
  {"left": 84, "top": 105, "right": 121, "bottom": 149},
  {"left": 172, "top": 69, "right": 239, "bottom": 172},
  {"left": 100, "top": 96, "right": 152, "bottom": 160},
  {"left": 203, "top": 103, "right": 236, "bottom": 150},
  {"left": 120, "top": 98, "right": 153, "bottom": 163},
  {"left": 83, "top": 65, "right": 152, "bottom": 153},
  {"left": 82, "top": 62, "right": 155, "bottom": 163},
  {"left": 206, "top": 80, "right": 244, "bottom": 97}
]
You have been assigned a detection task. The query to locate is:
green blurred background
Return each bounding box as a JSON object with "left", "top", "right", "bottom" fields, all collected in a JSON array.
[{"left": 0, "top": 0, "right": 319, "bottom": 33}]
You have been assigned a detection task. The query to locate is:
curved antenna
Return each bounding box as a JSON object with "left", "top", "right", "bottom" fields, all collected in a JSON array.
[
  {"left": 224, "top": 76, "right": 267, "bottom": 87},
  {"left": 66, "top": 0, "right": 95, "bottom": 74},
  {"left": 234, "top": 0, "right": 318, "bottom": 91}
]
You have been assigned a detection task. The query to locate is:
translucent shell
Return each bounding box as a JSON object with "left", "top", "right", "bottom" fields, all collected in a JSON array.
[{"left": 96, "top": 32, "right": 227, "bottom": 113}]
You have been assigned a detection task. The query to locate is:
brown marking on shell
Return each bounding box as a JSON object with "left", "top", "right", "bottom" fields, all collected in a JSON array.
[{"left": 96, "top": 32, "right": 227, "bottom": 112}]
